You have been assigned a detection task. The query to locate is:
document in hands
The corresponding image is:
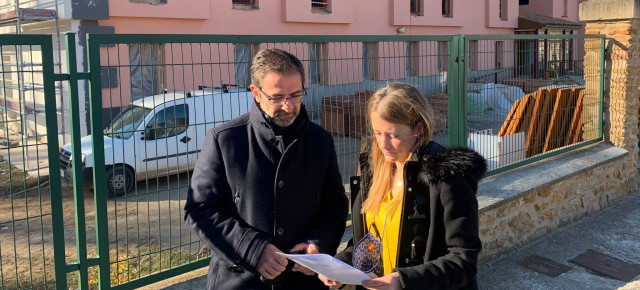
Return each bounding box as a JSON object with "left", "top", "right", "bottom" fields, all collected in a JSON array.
[{"left": 277, "top": 253, "right": 371, "bottom": 285}]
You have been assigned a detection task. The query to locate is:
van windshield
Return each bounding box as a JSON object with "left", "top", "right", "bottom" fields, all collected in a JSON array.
[{"left": 104, "top": 105, "right": 152, "bottom": 139}]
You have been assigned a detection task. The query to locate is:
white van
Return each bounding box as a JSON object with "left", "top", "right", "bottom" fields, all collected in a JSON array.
[{"left": 60, "top": 87, "right": 253, "bottom": 197}]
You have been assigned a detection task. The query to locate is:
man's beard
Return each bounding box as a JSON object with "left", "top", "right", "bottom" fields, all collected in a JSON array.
[{"left": 269, "top": 108, "right": 298, "bottom": 127}]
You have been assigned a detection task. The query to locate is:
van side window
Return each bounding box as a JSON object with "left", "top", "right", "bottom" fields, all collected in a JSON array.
[{"left": 146, "top": 104, "right": 189, "bottom": 140}]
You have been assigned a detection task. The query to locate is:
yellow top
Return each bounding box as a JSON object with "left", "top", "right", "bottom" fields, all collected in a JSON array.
[{"left": 365, "top": 190, "right": 402, "bottom": 276}]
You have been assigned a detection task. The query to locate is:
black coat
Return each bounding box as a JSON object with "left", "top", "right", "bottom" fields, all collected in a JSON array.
[
  {"left": 335, "top": 142, "right": 487, "bottom": 290},
  {"left": 184, "top": 104, "right": 349, "bottom": 289}
]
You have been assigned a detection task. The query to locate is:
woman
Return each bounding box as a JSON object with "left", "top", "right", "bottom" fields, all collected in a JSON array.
[{"left": 319, "top": 83, "right": 487, "bottom": 290}]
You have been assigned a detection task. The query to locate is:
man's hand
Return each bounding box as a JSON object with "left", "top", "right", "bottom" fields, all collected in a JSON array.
[
  {"left": 289, "top": 243, "right": 319, "bottom": 275},
  {"left": 318, "top": 274, "right": 343, "bottom": 288},
  {"left": 257, "top": 243, "right": 288, "bottom": 279},
  {"left": 362, "top": 272, "right": 401, "bottom": 290}
]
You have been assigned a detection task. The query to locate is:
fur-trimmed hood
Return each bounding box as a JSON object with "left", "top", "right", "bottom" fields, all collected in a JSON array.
[
  {"left": 358, "top": 141, "right": 488, "bottom": 192},
  {"left": 416, "top": 143, "right": 488, "bottom": 186}
]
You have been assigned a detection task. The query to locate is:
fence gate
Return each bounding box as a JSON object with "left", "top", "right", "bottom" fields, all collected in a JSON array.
[
  {"left": 0, "top": 35, "right": 66, "bottom": 289},
  {"left": 78, "top": 33, "right": 463, "bottom": 289}
]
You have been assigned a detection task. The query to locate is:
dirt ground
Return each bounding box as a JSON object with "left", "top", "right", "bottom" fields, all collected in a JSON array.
[{"left": 0, "top": 173, "right": 203, "bottom": 289}]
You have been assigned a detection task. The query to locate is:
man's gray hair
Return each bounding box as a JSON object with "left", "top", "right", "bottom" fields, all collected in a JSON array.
[{"left": 250, "top": 49, "right": 305, "bottom": 88}]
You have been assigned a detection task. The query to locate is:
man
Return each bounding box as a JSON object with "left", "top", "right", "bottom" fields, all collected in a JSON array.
[{"left": 184, "top": 48, "right": 349, "bottom": 289}]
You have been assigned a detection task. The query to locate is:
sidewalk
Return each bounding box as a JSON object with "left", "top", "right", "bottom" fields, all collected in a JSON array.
[
  {"left": 144, "top": 194, "right": 640, "bottom": 290},
  {"left": 478, "top": 193, "right": 640, "bottom": 289}
]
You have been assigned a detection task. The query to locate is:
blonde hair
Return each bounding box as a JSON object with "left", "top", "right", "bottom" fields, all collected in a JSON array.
[{"left": 361, "top": 83, "right": 435, "bottom": 215}]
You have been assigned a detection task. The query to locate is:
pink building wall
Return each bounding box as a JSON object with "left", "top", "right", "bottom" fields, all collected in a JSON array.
[
  {"left": 95, "top": 0, "right": 540, "bottom": 106},
  {"left": 102, "top": 0, "right": 519, "bottom": 36}
]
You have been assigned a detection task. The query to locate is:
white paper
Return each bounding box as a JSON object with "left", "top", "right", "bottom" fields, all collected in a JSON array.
[{"left": 277, "top": 252, "right": 371, "bottom": 285}]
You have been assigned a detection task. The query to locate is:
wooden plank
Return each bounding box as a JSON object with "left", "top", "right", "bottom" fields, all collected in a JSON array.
[
  {"left": 557, "top": 88, "right": 580, "bottom": 147},
  {"left": 555, "top": 89, "right": 573, "bottom": 148},
  {"left": 542, "top": 89, "right": 563, "bottom": 152},
  {"left": 567, "top": 89, "right": 585, "bottom": 145},
  {"left": 506, "top": 99, "right": 523, "bottom": 136},
  {"left": 538, "top": 88, "right": 558, "bottom": 153},
  {"left": 510, "top": 94, "right": 534, "bottom": 135},
  {"left": 525, "top": 90, "right": 544, "bottom": 157},
  {"left": 530, "top": 89, "right": 557, "bottom": 156},
  {"left": 506, "top": 96, "right": 525, "bottom": 135},
  {"left": 498, "top": 99, "right": 520, "bottom": 137},
  {"left": 567, "top": 89, "right": 580, "bottom": 145},
  {"left": 543, "top": 88, "right": 571, "bottom": 152},
  {"left": 573, "top": 108, "right": 584, "bottom": 144},
  {"left": 567, "top": 90, "right": 583, "bottom": 144},
  {"left": 519, "top": 92, "right": 537, "bottom": 136}
]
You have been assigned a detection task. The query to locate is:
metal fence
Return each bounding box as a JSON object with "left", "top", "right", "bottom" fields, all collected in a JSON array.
[
  {"left": 0, "top": 33, "right": 604, "bottom": 289},
  {"left": 463, "top": 34, "right": 604, "bottom": 174},
  {"left": 0, "top": 35, "right": 62, "bottom": 289},
  {"left": 83, "top": 34, "right": 456, "bottom": 289}
]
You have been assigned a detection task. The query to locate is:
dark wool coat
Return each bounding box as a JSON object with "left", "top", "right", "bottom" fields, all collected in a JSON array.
[
  {"left": 335, "top": 141, "right": 487, "bottom": 290},
  {"left": 184, "top": 104, "right": 349, "bottom": 290}
]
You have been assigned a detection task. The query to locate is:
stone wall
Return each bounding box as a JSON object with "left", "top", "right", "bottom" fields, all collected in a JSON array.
[
  {"left": 477, "top": 144, "right": 635, "bottom": 263},
  {"left": 584, "top": 19, "right": 640, "bottom": 155}
]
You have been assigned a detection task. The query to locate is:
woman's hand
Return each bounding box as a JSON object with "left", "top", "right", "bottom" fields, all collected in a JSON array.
[
  {"left": 289, "top": 243, "right": 319, "bottom": 275},
  {"left": 318, "top": 274, "right": 343, "bottom": 288},
  {"left": 362, "top": 272, "right": 401, "bottom": 290}
]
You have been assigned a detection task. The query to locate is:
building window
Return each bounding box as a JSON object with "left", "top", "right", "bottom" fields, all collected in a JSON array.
[
  {"left": 499, "top": 0, "right": 508, "bottom": 21},
  {"left": 495, "top": 41, "right": 504, "bottom": 69},
  {"left": 411, "top": 0, "right": 423, "bottom": 16},
  {"left": 468, "top": 40, "right": 478, "bottom": 71},
  {"left": 234, "top": 43, "right": 258, "bottom": 89},
  {"left": 442, "top": 0, "right": 452, "bottom": 18},
  {"left": 312, "top": 0, "right": 330, "bottom": 12},
  {"left": 566, "top": 37, "right": 574, "bottom": 73},
  {"left": 363, "top": 42, "right": 379, "bottom": 80},
  {"left": 233, "top": 0, "right": 257, "bottom": 9},
  {"left": 406, "top": 42, "right": 419, "bottom": 77},
  {"left": 129, "top": 43, "right": 165, "bottom": 100},
  {"left": 438, "top": 41, "right": 448, "bottom": 72},
  {"left": 309, "top": 43, "right": 327, "bottom": 85}
]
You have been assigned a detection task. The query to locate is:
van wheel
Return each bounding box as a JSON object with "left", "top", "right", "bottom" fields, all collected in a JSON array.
[{"left": 106, "top": 165, "right": 134, "bottom": 198}]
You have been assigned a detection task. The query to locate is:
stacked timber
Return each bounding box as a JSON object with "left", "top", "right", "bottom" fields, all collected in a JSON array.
[
  {"left": 321, "top": 90, "right": 373, "bottom": 137},
  {"left": 498, "top": 87, "right": 584, "bottom": 157}
]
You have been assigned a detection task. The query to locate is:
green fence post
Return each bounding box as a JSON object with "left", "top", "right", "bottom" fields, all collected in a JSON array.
[
  {"left": 65, "top": 32, "right": 90, "bottom": 290},
  {"left": 447, "top": 36, "right": 456, "bottom": 146},
  {"left": 599, "top": 37, "right": 605, "bottom": 140},
  {"left": 38, "top": 34, "right": 68, "bottom": 289},
  {"left": 86, "top": 34, "right": 111, "bottom": 290},
  {"left": 458, "top": 34, "right": 467, "bottom": 147},
  {"left": 448, "top": 35, "right": 467, "bottom": 147}
]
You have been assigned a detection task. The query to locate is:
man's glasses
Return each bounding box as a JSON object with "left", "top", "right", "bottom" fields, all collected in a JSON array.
[{"left": 258, "top": 87, "right": 306, "bottom": 105}]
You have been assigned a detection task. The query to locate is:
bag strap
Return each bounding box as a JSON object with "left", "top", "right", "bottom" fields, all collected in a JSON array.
[{"left": 369, "top": 220, "right": 382, "bottom": 240}]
